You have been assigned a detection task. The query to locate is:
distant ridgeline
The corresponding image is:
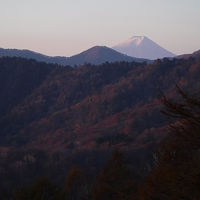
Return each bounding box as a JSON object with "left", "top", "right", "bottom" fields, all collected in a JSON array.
[{"left": 0, "top": 46, "right": 147, "bottom": 67}]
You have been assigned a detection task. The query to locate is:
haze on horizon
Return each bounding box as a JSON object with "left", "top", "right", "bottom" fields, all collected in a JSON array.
[{"left": 0, "top": 0, "right": 199, "bottom": 57}]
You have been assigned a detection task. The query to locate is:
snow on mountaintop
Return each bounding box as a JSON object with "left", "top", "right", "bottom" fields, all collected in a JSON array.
[
  {"left": 112, "top": 36, "right": 176, "bottom": 60},
  {"left": 126, "top": 36, "right": 145, "bottom": 46}
]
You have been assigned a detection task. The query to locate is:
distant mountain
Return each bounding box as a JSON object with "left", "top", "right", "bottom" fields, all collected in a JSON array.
[
  {"left": 0, "top": 46, "right": 147, "bottom": 66},
  {"left": 112, "top": 36, "right": 176, "bottom": 60},
  {"left": 177, "top": 49, "right": 200, "bottom": 60},
  {"left": 0, "top": 48, "right": 68, "bottom": 65},
  {"left": 66, "top": 46, "right": 146, "bottom": 66},
  {"left": 193, "top": 50, "right": 200, "bottom": 58}
]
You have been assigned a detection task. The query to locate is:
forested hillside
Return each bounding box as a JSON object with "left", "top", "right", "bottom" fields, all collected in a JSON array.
[
  {"left": 0, "top": 57, "right": 199, "bottom": 151},
  {"left": 0, "top": 55, "right": 200, "bottom": 199}
]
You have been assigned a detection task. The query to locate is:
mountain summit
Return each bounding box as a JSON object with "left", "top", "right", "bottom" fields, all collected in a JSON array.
[
  {"left": 66, "top": 46, "right": 146, "bottom": 66},
  {"left": 112, "top": 36, "right": 176, "bottom": 60}
]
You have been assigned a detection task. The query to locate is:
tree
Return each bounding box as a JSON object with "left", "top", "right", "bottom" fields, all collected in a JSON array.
[
  {"left": 61, "top": 165, "right": 89, "bottom": 200},
  {"left": 141, "top": 87, "right": 200, "bottom": 200},
  {"left": 93, "top": 151, "right": 138, "bottom": 200},
  {"left": 13, "top": 177, "right": 59, "bottom": 200}
]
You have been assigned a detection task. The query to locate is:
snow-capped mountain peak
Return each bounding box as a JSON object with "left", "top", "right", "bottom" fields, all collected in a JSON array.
[
  {"left": 112, "top": 36, "right": 176, "bottom": 60},
  {"left": 129, "top": 36, "right": 145, "bottom": 46},
  {"left": 120, "top": 36, "right": 145, "bottom": 47}
]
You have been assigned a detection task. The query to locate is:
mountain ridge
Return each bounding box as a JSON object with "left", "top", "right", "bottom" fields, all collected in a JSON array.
[
  {"left": 66, "top": 46, "right": 146, "bottom": 66},
  {"left": 0, "top": 46, "right": 147, "bottom": 67},
  {"left": 177, "top": 49, "right": 200, "bottom": 60}
]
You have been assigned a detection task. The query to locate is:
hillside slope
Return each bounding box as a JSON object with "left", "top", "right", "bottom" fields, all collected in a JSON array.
[{"left": 0, "top": 57, "right": 199, "bottom": 153}]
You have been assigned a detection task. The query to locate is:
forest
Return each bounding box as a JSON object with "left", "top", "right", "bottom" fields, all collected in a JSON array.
[{"left": 0, "top": 55, "right": 200, "bottom": 199}]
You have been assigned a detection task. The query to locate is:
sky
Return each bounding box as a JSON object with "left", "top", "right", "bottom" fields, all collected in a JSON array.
[{"left": 0, "top": 0, "right": 200, "bottom": 56}]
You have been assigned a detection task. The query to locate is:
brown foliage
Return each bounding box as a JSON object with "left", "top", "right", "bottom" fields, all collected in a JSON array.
[
  {"left": 141, "top": 88, "right": 200, "bottom": 200},
  {"left": 93, "top": 151, "right": 139, "bottom": 200},
  {"left": 61, "top": 165, "right": 90, "bottom": 200}
]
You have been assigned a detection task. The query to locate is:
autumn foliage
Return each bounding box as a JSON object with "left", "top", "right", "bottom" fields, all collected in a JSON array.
[
  {"left": 140, "top": 88, "right": 200, "bottom": 199},
  {"left": 0, "top": 56, "right": 199, "bottom": 199}
]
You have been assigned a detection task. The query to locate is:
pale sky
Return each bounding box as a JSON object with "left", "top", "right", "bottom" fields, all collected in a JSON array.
[{"left": 0, "top": 0, "right": 200, "bottom": 56}]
